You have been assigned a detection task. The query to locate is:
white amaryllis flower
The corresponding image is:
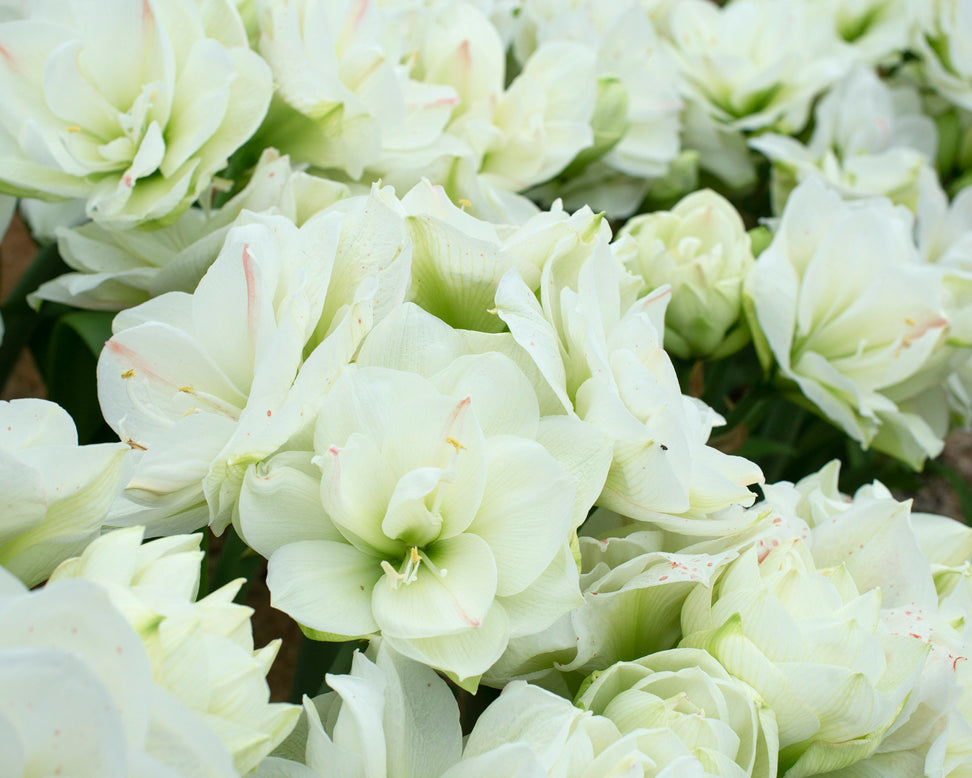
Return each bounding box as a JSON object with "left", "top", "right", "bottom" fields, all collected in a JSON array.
[
  {"left": 488, "top": 522, "right": 739, "bottom": 690},
  {"left": 257, "top": 641, "right": 712, "bottom": 778},
  {"left": 252, "top": 641, "right": 464, "bottom": 778},
  {"left": 494, "top": 212, "right": 762, "bottom": 527},
  {"left": 0, "top": 567, "right": 238, "bottom": 777},
  {"left": 48, "top": 526, "right": 300, "bottom": 774},
  {"left": 31, "top": 148, "right": 349, "bottom": 311},
  {"left": 681, "top": 540, "right": 928, "bottom": 777},
  {"left": 398, "top": 180, "right": 642, "bottom": 339},
  {"left": 914, "top": 172, "right": 972, "bottom": 425},
  {"left": 0, "top": 398, "right": 128, "bottom": 587},
  {"left": 240, "top": 346, "right": 603, "bottom": 687},
  {"left": 664, "top": 0, "right": 847, "bottom": 188},
  {"left": 761, "top": 461, "right": 945, "bottom": 611},
  {"left": 621, "top": 189, "right": 754, "bottom": 359},
  {"left": 809, "top": 0, "right": 920, "bottom": 65},
  {"left": 757, "top": 462, "right": 972, "bottom": 773},
  {"left": 0, "top": 0, "right": 273, "bottom": 228},
  {"left": 576, "top": 648, "right": 779, "bottom": 778},
  {"left": 255, "top": 0, "right": 460, "bottom": 181},
  {"left": 448, "top": 39, "right": 597, "bottom": 195},
  {"left": 750, "top": 66, "right": 938, "bottom": 213},
  {"left": 97, "top": 189, "right": 411, "bottom": 534},
  {"left": 510, "top": 0, "right": 682, "bottom": 184},
  {"left": 915, "top": 0, "right": 972, "bottom": 112},
  {"left": 448, "top": 679, "right": 715, "bottom": 777},
  {"left": 665, "top": 0, "right": 846, "bottom": 134},
  {"left": 744, "top": 179, "right": 970, "bottom": 468}
]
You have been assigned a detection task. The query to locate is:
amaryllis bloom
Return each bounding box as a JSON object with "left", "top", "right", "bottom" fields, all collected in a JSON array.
[
  {"left": 681, "top": 540, "right": 928, "bottom": 776},
  {"left": 450, "top": 680, "right": 694, "bottom": 776},
  {"left": 252, "top": 641, "right": 464, "bottom": 778},
  {"left": 665, "top": 0, "right": 846, "bottom": 134},
  {"left": 750, "top": 66, "right": 937, "bottom": 213},
  {"left": 97, "top": 188, "right": 411, "bottom": 534},
  {"left": 0, "top": 398, "right": 128, "bottom": 587},
  {"left": 621, "top": 188, "right": 754, "bottom": 359},
  {"left": 255, "top": 0, "right": 460, "bottom": 182},
  {"left": 745, "top": 179, "right": 970, "bottom": 468},
  {"left": 494, "top": 213, "right": 762, "bottom": 526},
  {"left": 0, "top": 0, "right": 273, "bottom": 228},
  {"left": 489, "top": 520, "right": 738, "bottom": 688},
  {"left": 664, "top": 0, "right": 848, "bottom": 188},
  {"left": 810, "top": 0, "right": 920, "bottom": 65},
  {"left": 48, "top": 526, "right": 300, "bottom": 774},
  {"left": 915, "top": 0, "right": 972, "bottom": 112},
  {"left": 576, "top": 648, "right": 779, "bottom": 778},
  {"left": 0, "top": 566, "right": 238, "bottom": 776},
  {"left": 511, "top": 0, "right": 683, "bottom": 183},
  {"left": 239, "top": 348, "right": 603, "bottom": 687},
  {"left": 31, "top": 148, "right": 349, "bottom": 311}
]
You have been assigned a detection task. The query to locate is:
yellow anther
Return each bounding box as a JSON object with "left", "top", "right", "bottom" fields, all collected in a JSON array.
[
  {"left": 183, "top": 407, "right": 197, "bottom": 417},
  {"left": 905, "top": 317, "right": 916, "bottom": 326},
  {"left": 210, "top": 176, "right": 233, "bottom": 193},
  {"left": 458, "top": 198, "right": 472, "bottom": 209},
  {"left": 65, "top": 125, "right": 81, "bottom": 133},
  {"left": 410, "top": 546, "right": 420, "bottom": 563},
  {"left": 446, "top": 436, "right": 466, "bottom": 452},
  {"left": 125, "top": 438, "right": 147, "bottom": 451},
  {"left": 121, "top": 368, "right": 136, "bottom": 379},
  {"left": 178, "top": 385, "right": 193, "bottom": 393}
]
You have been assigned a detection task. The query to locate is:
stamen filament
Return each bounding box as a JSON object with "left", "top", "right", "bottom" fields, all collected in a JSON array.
[{"left": 380, "top": 546, "right": 448, "bottom": 589}]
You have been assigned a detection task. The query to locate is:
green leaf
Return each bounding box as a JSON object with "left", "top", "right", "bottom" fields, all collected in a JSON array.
[
  {"left": 0, "top": 241, "right": 69, "bottom": 394},
  {"left": 33, "top": 311, "right": 115, "bottom": 443},
  {"left": 57, "top": 311, "right": 115, "bottom": 355},
  {"left": 207, "top": 526, "right": 261, "bottom": 602}
]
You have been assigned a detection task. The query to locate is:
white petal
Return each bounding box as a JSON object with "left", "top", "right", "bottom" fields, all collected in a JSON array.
[
  {"left": 372, "top": 533, "right": 497, "bottom": 639},
  {"left": 267, "top": 541, "right": 381, "bottom": 639},
  {"left": 469, "top": 436, "right": 575, "bottom": 597}
]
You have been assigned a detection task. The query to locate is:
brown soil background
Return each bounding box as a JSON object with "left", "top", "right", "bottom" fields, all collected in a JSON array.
[{"left": 4, "top": 215, "right": 971, "bottom": 701}]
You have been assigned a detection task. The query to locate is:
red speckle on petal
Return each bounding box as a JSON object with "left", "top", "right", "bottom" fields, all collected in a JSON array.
[
  {"left": 328, "top": 446, "right": 340, "bottom": 456},
  {"left": 122, "top": 175, "right": 133, "bottom": 187},
  {"left": 116, "top": 646, "right": 123, "bottom": 655},
  {"left": 266, "top": 410, "right": 272, "bottom": 417},
  {"left": 659, "top": 575, "right": 669, "bottom": 581}
]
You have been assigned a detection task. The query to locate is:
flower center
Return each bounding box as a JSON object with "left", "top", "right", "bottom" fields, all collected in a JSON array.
[{"left": 380, "top": 546, "right": 449, "bottom": 589}]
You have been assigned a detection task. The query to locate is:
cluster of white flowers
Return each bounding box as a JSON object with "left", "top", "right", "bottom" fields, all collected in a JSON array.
[{"left": 2, "top": 0, "right": 972, "bottom": 775}]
